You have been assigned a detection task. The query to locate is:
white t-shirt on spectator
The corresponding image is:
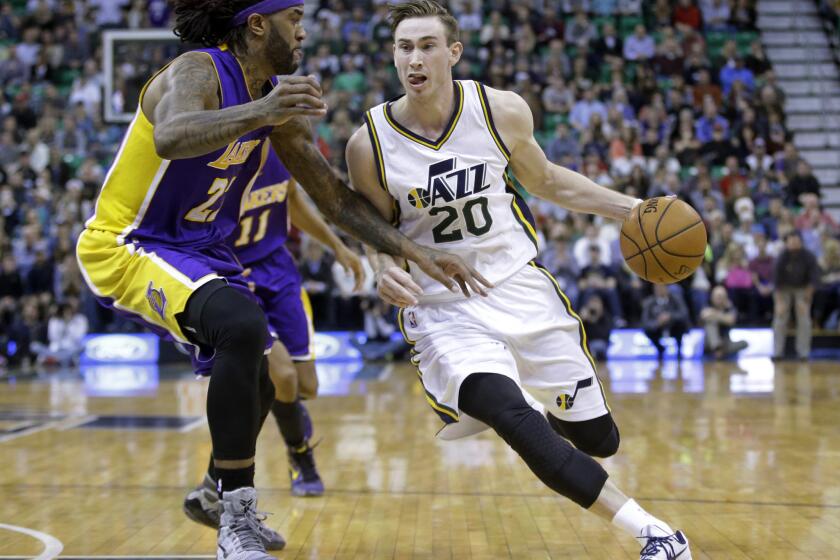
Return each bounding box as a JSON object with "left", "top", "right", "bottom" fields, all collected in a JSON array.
[
  {"left": 573, "top": 236, "right": 612, "bottom": 268},
  {"left": 623, "top": 34, "right": 655, "bottom": 60},
  {"left": 570, "top": 99, "right": 607, "bottom": 130},
  {"left": 88, "top": 0, "right": 130, "bottom": 26},
  {"left": 746, "top": 153, "right": 773, "bottom": 172},
  {"left": 48, "top": 314, "right": 89, "bottom": 353}
]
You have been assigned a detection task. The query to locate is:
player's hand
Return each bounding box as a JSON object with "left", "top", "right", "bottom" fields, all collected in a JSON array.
[
  {"left": 377, "top": 265, "right": 423, "bottom": 307},
  {"left": 259, "top": 75, "right": 327, "bottom": 127},
  {"left": 336, "top": 246, "right": 365, "bottom": 292},
  {"left": 411, "top": 247, "right": 494, "bottom": 298}
]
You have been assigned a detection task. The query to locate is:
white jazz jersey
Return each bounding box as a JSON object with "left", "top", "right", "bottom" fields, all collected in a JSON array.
[{"left": 365, "top": 80, "right": 539, "bottom": 303}]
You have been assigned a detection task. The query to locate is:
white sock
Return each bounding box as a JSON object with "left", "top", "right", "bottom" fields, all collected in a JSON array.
[{"left": 612, "top": 499, "right": 673, "bottom": 539}]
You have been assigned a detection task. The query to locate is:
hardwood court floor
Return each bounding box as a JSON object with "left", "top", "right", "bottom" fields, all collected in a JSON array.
[{"left": 0, "top": 358, "right": 839, "bottom": 559}]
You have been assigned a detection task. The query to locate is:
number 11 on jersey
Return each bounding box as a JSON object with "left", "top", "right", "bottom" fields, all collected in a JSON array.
[{"left": 235, "top": 209, "right": 271, "bottom": 247}]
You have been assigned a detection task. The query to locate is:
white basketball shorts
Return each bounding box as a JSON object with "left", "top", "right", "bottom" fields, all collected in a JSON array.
[{"left": 398, "top": 262, "right": 610, "bottom": 440}]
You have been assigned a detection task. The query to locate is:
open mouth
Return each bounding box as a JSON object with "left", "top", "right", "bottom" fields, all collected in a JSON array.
[{"left": 407, "top": 74, "right": 427, "bottom": 86}]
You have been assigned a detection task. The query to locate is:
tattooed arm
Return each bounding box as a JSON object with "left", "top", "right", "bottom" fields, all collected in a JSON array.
[
  {"left": 270, "top": 117, "right": 491, "bottom": 296},
  {"left": 145, "top": 52, "right": 326, "bottom": 160}
]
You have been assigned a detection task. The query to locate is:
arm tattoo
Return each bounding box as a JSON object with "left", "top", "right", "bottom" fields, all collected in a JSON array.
[
  {"left": 270, "top": 119, "right": 414, "bottom": 257},
  {"left": 153, "top": 53, "right": 266, "bottom": 160}
]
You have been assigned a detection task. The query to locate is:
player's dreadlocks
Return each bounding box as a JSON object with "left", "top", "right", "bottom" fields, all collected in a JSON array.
[{"left": 172, "top": 0, "right": 259, "bottom": 51}]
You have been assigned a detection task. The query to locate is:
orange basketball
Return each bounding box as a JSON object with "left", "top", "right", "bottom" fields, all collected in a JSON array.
[{"left": 620, "top": 197, "right": 707, "bottom": 284}]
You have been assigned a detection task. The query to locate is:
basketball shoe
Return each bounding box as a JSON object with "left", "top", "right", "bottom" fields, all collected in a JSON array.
[
  {"left": 288, "top": 440, "right": 324, "bottom": 497},
  {"left": 288, "top": 404, "right": 324, "bottom": 497},
  {"left": 216, "top": 487, "right": 281, "bottom": 559},
  {"left": 638, "top": 525, "right": 692, "bottom": 559},
  {"left": 184, "top": 476, "right": 286, "bottom": 551}
]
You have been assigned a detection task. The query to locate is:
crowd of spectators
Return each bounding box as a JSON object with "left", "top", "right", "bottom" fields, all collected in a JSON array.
[{"left": 0, "top": 0, "right": 839, "bottom": 369}]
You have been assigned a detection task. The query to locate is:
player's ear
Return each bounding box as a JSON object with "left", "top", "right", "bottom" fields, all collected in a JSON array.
[
  {"left": 246, "top": 13, "right": 268, "bottom": 38},
  {"left": 449, "top": 41, "right": 463, "bottom": 65}
]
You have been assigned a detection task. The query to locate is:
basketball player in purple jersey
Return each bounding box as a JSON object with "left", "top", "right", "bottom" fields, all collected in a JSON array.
[
  {"left": 77, "top": 1, "right": 490, "bottom": 558},
  {"left": 183, "top": 152, "right": 363, "bottom": 530}
]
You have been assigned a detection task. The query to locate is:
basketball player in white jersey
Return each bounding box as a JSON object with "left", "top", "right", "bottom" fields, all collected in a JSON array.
[{"left": 345, "top": 2, "right": 691, "bottom": 559}]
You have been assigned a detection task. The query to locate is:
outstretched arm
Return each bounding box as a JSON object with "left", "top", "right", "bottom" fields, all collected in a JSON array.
[
  {"left": 287, "top": 179, "right": 365, "bottom": 291},
  {"left": 271, "top": 117, "right": 490, "bottom": 297},
  {"left": 484, "top": 87, "right": 641, "bottom": 221}
]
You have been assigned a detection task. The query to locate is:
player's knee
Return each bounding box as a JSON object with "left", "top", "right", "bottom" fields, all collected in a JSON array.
[
  {"left": 488, "top": 404, "right": 537, "bottom": 444},
  {"left": 298, "top": 374, "right": 318, "bottom": 400},
  {"left": 583, "top": 422, "right": 620, "bottom": 458},
  {"left": 295, "top": 362, "right": 319, "bottom": 400},
  {"left": 269, "top": 357, "right": 298, "bottom": 401},
  {"left": 220, "top": 300, "right": 267, "bottom": 355},
  {"left": 548, "top": 413, "right": 620, "bottom": 458}
]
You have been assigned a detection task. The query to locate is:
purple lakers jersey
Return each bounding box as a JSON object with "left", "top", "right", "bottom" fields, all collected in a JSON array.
[
  {"left": 86, "top": 46, "right": 273, "bottom": 249},
  {"left": 229, "top": 151, "right": 292, "bottom": 266}
]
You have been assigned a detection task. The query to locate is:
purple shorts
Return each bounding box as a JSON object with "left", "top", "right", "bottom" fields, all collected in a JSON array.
[{"left": 249, "top": 249, "right": 313, "bottom": 361}]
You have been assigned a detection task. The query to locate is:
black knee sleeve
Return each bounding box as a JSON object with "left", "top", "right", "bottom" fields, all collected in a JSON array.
[
  {"left": 459, "top": 373, "right": 609, "bottom": 508},
  {"left": 182, "top": 281, "right": 268, "bottom": 461},
  {"left": 548, "top": 413, "right": 621, "bottom": 458}
]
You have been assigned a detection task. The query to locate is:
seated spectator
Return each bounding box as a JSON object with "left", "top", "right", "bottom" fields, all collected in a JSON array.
[
  {"left": 720, "top": 57, "right": 755, "bottom": 96},
  {"left": 546, "top": 122, "right": 580, "bottom": 164},
  {"left": 573, "top": 224, "right": 611, "bottom": 268},
  {"left": 700, "top": 286, "right": 749, "bottom": 359},
  {"left": 652, "top": 31, "right": 684, "bottom": 77},
  {"left": 773, "top": 231, "right": 820, "bottom": 360},
  {"left": 745, "top": 40, "right": 771, "bottom": 76},
  {"left": 749, "top": 232, "right": 776, "bottom": 322},
  {"left": 775, "top": 142, "right": 802, "bottom": 181},
  {"left": 695, "top": 99, "right": 729, "bottom": 143},
  {"left": 0, "top": 254, "right": 23, "bottom": 300},
  {"left": 642, "top": 283, "right": 690, "bottom": 360},
  {"left": 623, "top": 25, "right": 655, "bottom": 61},
  {"left": 701, "top": 0, "right": 732, "bottom": 30},
  {"left": 794, "top": 193, "right": 839, "bottom": 236},
  {"left": 785, "top": 160, "right": 822, "bottom": 206},
  {"left": 579, "top": 294, "right": 613, "bottom": 361},
  {"left": 719, "top": 156, "right": 748, "bottom": 200},
  {"left": 31, "top": 298, "right": 88, "bottom": 367},
  {"left": 674, "top": 0, "right": 702, "bottom": 32},
  {"left": 730, "top": 0, "right": 758, "bottom": 30},
  {"left": 480, "top": 10, "right": 510, "bottom": 44},
  {"left": 746, "top": 138, "right": 773, "bottom": 173},
  {"left": 700, "top": 122, "right": 736, "bottom": 166},
  {"left": 609, "top": 126, "right": 644, "bottom": 176},
  {"left": 570, "top": 85, "right": 607, "bottom": 132},
  {"left": 564, "top": 9, "right": 597, "bottom": 48},
  {"left": 814, "top": 237, "right": 840, "bottom": 329},
  {"left": 592, "top": 21, "right": 623, "bottom": 62},
  {"left": 692, "top": 69, "right": 722, "bottom": 109},
  {"left": 578, "top": 244, "right": 625, "bottom": 324}
]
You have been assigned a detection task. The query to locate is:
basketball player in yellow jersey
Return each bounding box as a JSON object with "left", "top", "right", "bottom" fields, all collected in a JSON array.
[
  {"left": 346, "top": 2, "right": 691, "bottom": 559},
  {"left": 77, "top": 1, "right": 490, "bottom": 558}
]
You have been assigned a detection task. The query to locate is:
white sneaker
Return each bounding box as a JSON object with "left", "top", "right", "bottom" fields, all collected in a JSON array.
[
  {"left": 638, "top": 525, "right": 692, "bottom": 559},
  {"left": 216, "top": 487, "right": 282, "bottom": 560}
]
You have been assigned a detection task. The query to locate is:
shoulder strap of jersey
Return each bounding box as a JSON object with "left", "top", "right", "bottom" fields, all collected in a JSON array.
[
  {"left": 364, "top": 106, "right": 389, "bottom": 194},
  {"left": 472, "top": 81, "right": 512, "bottom": 162}
]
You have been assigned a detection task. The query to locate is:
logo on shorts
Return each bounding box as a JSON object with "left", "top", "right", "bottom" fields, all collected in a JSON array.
[
  {"left": 407, "top": 311, "right": 418, "bottom": 329},
  {"left": 146, "top": 282, "right": 167, "bottom": 320},
  {"left": 556, "top": 377, "right": 593, "bottom": 411}
]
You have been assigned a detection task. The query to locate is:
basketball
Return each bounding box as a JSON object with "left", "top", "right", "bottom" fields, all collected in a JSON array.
[{"left": 620, "top": 197, "right": 707, "bottom": 285}]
